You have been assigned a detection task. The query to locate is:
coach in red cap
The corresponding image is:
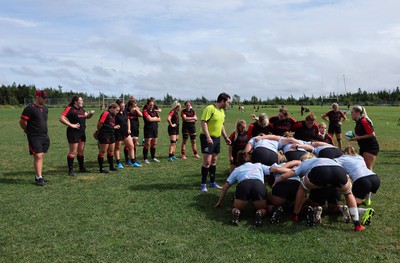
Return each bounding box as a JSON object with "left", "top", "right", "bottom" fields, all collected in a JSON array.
[{"left": 19, "top": 89, "right": 50, "bottom": 186}]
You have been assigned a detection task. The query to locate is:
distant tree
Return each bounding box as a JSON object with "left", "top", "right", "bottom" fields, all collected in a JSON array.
[{"left": 232, "top": 94, "right": 241, "bottom": 104}]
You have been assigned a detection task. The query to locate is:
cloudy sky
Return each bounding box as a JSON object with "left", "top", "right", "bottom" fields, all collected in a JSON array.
[{"left": 1, "top": 0, "right": 399, "bottom": 100}]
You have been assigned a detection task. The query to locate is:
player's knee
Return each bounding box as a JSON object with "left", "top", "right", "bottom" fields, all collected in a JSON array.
[{"left": 190, "top": 134, "right": 196, "bottom": 141}]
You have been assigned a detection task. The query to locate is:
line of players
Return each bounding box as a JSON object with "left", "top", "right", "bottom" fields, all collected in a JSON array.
[
  {"left": 60, "top": 96, "right": 201, "bottom": 175},
  {"left": 218, "top": 105, "right": 379, "bottom": 232}
]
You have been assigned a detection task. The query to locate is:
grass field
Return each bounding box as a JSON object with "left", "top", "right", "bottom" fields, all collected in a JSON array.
[{"left": 0, "top": 105, "right": 399, "bottom": 262}]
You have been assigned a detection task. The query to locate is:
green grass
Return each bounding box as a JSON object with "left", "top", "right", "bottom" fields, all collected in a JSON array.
[{"left": 0, "top": 105, "right": 399, "bottom": 262}]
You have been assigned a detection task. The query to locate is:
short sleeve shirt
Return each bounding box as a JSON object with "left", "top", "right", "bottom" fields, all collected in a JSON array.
[
  {"left": 200, "top": 104, "right": 225, "bottom": 138},
  {"left": 21, "top": 103, "right": 48, "bottom": 137}
]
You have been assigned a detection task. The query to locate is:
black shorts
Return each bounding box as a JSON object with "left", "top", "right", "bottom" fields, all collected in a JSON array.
[
  {"left": 168, "top": 126, "right": 179, "bottom": 136},
  {"left": 308, "top": 186, "right": 341, "bottom": 206},
  {"left": 235, "top": 179, "right": 266, "bottom": 201},
  {"left": 352, "top": 174, "right": 380, "bottom": 199},
  {"left": 144, "top": 127, "right": 158, "bottom": 139},
  {"left": 182, "top": 123, "right": 196, "bottom": 134},
  {"left": 98, "top": 132, "right": 115, "bottom": 144},
  {"left": 359, "top": 143, "right": 380, "bottom": 156},
  {"left": 115, "top": 130, "right": 130, "bottom": 141},
  {"left": 328, "top": 123, "right": 342, "bottom": 134},
  {"left": 252, "top": 147, "right": 278, "bottom": 165},
  {"left": 131, "top": 126, "right": 139, "bottom": 138},
  {"left": 307, "top": 166, "right": 348, "bottom": 188},
  {"left": 318, "top": 148, "right": 343, "bottom": 159},
  {"left": 272, "top": 180, "right": 299, "bottom": 202},
  {"left": 67, "top": 129, "right": 86, "bottom": 144},
  {"left": 285, "top": 151, "right": 307, "bottom": 161},
  {"left": 28, "top": 136, "right": 50, "bottom": 155},
  {"left": 200, "top": 134, "right": 220, "bottom": 154}
]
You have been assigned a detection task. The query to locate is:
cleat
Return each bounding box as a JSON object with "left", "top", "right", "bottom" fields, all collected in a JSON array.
[
  {"left": 68, "top": 170, "right": 75, "bottom": 176},
  {"left": 171, "top": 155, "right": 178, "bottom": 160},
  {"left": 364, "top": 199, "right": 372, "bottom": 206},
  {"left": 35, "top": 177, "right": 45, "bottom": 186},
  {"left": 144, "top": 159, "right": 150, "bottom": 164},
  {"left": 255, "top": 211, "right": 263, "bottom": 228},
  {"left": 314, "top": 206, "right": 323, "bottom": 224},
  {"left": 152, "top": 158, "right": 160, "bottom": 163},
  {"left": 209, "top": 182, "right": 223, "bottom": 190},
  {"left": 117, "top": 163, "right": 124, "bottom": 169},
  {"left": 110, "top": 167, "right": 117, "bottom": 171},
  {"left": 35, "top": 177, "right": 48, "bottom": 183},
  {"left": 361, "top": 208, "right": 375, "bottom": 226},
  {"left": 231, "top": 209, "right": 240, "bottom": 226},
  {"left": 131, "top": 161, "right": 142, "bottom": 167},
  {"left": 79, "top": 168, "right": 90, "bottom": 173},
  {"left": 341, "top": 205, "right": 351, "bottom": 223},
  {"left": 270, "top": 206, "right": 283, "bottom": 225},
  {"left": 168, "top": 157, "right": 174, "bottom": 162},
  {"left": 306, "top": 206, "right": 316, "bottom": 226},
  {"left": 194, "top": 154, "right": 200, "bottom": 158},
  {"left": 126, "top": 160, "right": 132, "bottom": 165},
  {"left": 201, "top": 184, "right": 208, "bottom": 192},
  {"left": 99, "top": 169, "right": 109, "bottom": 174},
  {"left": 354, "top": 225, "right": 366, "bottom": 232},
  {"left": 181, "top": 155, "right": 187, "bottom": 160}
]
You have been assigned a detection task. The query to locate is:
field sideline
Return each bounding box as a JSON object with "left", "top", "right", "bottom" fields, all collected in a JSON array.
[{"left": 0, "top": 105, "right": 399, "bottom": 262}]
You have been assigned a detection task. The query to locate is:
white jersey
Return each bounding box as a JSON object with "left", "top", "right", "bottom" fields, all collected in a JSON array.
[
  {"left": 226, "top": 162, "right": 271, "bottom": 185},
  {"left": 293, "top": 158, "right": 341, "bottom": 178},
  {"left": 271, "top": 163, "right": 300, "bottom": 182},
  {"left": 248, "top": 137, "right": 279, "bottom": 153},
  {"left": 334, "top": 155, "right": 375, "bottom": 182}
]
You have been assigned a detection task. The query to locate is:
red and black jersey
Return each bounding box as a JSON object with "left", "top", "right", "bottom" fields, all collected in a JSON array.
[
  {"left": 115, "top": 110, "right": 128, "bottom": 133},
  {"left": 98, "top": 110, "right": 116, "bottom": 134},
  {"left": 247, "top": 122, "right": 271, "bottom": 138},
  {"left": 127, "top": 108, "right": 140, "bottom": 129},
  {"left": 61, "top": 106, "right": 87, "bottom": 131},
  {"left": 325, "top": 110, "right": 346, "bottom": 124},
  {"left": 229, "top": 131, "right": 248, "bottom": 155},
  {"left": 319, "top": 133, "right": 335, "bottom": 145},
  {"left": 355, "top": 117, "right": 379, "bottom": 150},
  {"left": 269, "top": 116, "right": 297, "bottom": 136},
  {"left": 181, "top": 108, "right": 196, "bottom": 121},
  {"left": 143, "top": 108, "right": 159, "bottom": 129},
  {"left": 291, "top": 121, "right": 320, "bottom": 141},
  {"left": 168, "top": 110, "right": 179, "bottom": 127},
  {"left": 21, "top": 103, "right": 48, "bottom": 137}
]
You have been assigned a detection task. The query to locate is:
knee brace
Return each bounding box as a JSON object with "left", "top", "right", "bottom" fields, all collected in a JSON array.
[
  {"left": 190, "top": 134, "right": 197, "bottom": 141},
  {"left": 183, "top": 134, "right": 189, "bottom": 140}
]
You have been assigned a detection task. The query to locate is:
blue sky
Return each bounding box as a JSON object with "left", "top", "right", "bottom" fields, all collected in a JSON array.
[{"left": 1, "top": 0, "right": 399, "bottom": 100}]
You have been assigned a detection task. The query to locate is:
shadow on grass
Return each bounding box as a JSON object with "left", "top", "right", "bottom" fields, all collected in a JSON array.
[
  {"left": 128, "top": 182, "right": 192, "bottom": 192},
  {"left": 0, "top": 177, "right": 30, "bottom": 185}
]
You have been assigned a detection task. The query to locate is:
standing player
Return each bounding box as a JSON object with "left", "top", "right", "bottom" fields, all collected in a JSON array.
[
  {"left": 167, "top": 101, "right": 181, "bottom": 161},
  {"left": 269, "top": 108, "right": 297, "bottom": 136},
  {"left": 228, "top": 119, "right": 247, "bottom": 172},
  {"left": 96, "top": 103, "right": 120, "bottom": 173},
  {"left": 59, "top": 96, "right": 94, "bottom": 176},
  {"left": 143, "top": 100, "right": 161, "bottom": 164},
  {"left": 200, "top": 92, "right": 231, "bottom": 192},
  {"left": 180, "top": 100, "right": 199, "bottom": 159},
  {"left": 321, "top": 103, "right": 347, "bottom": 149},
  {"left": 114, "top": 100, "right": 141, "bottom": 169},
  {"left": 19, "top": 90, "right": 50, "bottom": 186},
  {"left": 126, "top": 99, "right": 143, "bottom": 164}
]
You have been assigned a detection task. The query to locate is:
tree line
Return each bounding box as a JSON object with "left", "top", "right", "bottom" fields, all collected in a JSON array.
[{"left": 1, "top": 82, "right": 400, "bottom": 107}]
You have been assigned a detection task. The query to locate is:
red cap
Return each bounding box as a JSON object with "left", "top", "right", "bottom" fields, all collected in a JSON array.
[{"left": 35, "top": 90, "right": 47, "bottom": 99}]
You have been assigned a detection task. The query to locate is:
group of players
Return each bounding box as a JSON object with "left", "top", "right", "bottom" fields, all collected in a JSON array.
[
  {"left": 20, "top": 91, "right": 379, "bottom": 232},
  {"left": 216, "top": 103, "right": 379, "bottom": 232}
]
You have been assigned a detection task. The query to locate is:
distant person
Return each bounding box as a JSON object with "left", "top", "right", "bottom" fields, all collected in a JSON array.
[
  {"left": 291, "top": 112, "right": 320, "bottom": 141},
  {"left": 167, "top": 101, "right": 181, "bottom": 161},
  {"left": 180, "top": 100, "right": 199, "bottom": 159},
  {"left": 300, "top": 106, "right": 305, "bottom": 116},
  {"left": 59, "top": 96, "right": 94, "bottom": 176},
  {"left": 269, "top": 108, "right": 297, "bottom": 136},
  {"left": 96, "top": 103, "right": 120, "bottom": 173},
  {"left": 228, "top": 119, "right": 247, "bottom": 172},
  {"left": 321, "top": 103, "right": 347, "bottom": 149},
  {"left": 142, "top": 99, "right": 161, "bottom": 163},
  {"left": 19, "top": 90, "right": 50, "bottom": 186},
  {"left": 200, "top": 92, "right": 231, "bottom": 192}
]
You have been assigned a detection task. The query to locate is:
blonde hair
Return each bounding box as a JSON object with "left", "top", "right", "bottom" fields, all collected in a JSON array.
[
  {"left": 331, "top": 102, "right": 339, "bottom": 109},
  {"left": 352, "top": 105, "right": 373, "bottom": 125},
  {"left": 283, "top": 131, "right": 295, "bottom": 138},
  {"left": 278, "top": 150, "right": 287, "bottom": 163},
  {"left": 233, "top": 119, "right": 247, "bottom": 141},
  {"left": 172, "top": 100, "right": 181, "bottom": 110},
  {"left": 258, "top": 113, "right": 269, "bottom": 128},
  {"left": 343, "top": 146, "right": 358, "bottom": 156},
  {"left": 300, "top": 153, "right": 316, "bottom": 161},
  {"left": 319, "top": 122, "right": 327, "bottom": 128}
]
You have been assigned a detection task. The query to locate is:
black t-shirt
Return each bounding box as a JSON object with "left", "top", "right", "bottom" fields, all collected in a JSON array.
[
  {"left": 21, "top": 103, "right": 48, "bottom": 137},
  {"left": 115, "top": 110, "right": 128, "bottom": 133},
  {"left": 61, "top": 105, "right": 86, "bottom": 131}
]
